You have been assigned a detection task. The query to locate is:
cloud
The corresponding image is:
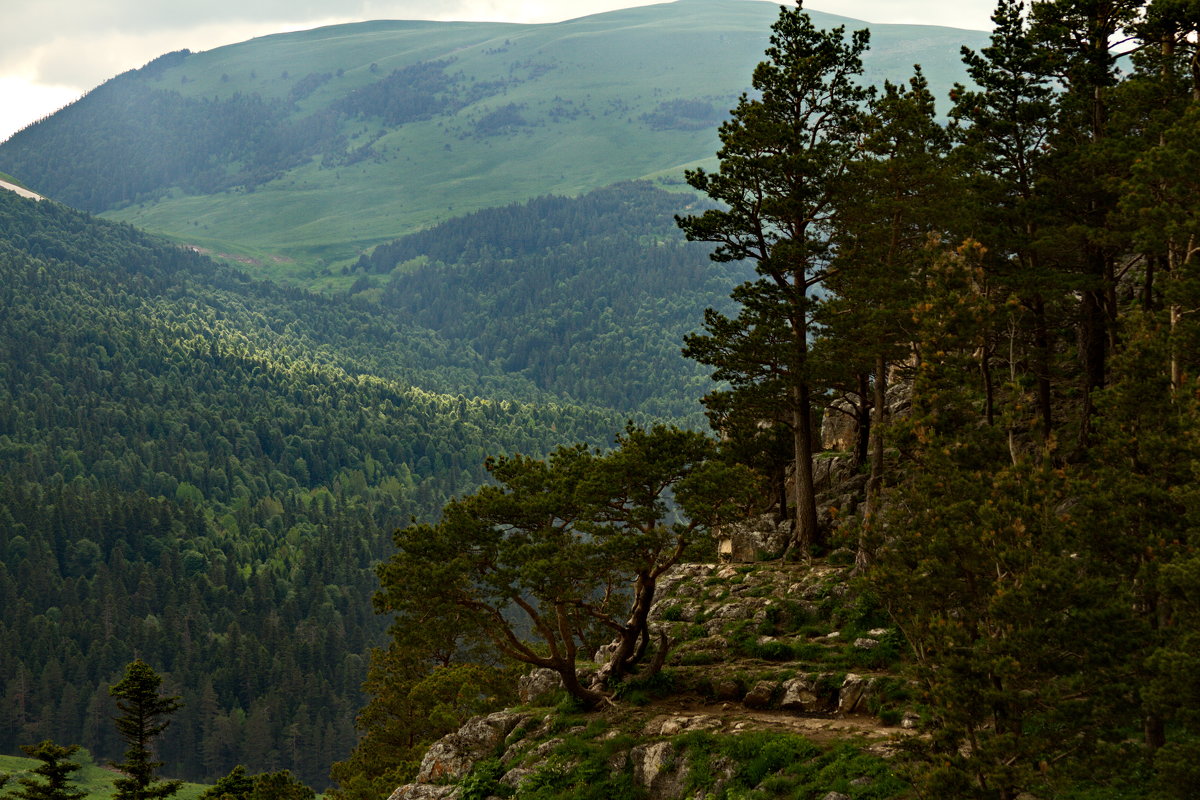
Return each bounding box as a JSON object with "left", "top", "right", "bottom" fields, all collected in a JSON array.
[{"left": 0, "top": 77, "right": 82, "bottom": 143}]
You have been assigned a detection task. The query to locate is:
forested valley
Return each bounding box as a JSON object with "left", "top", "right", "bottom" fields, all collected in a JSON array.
[
  {"left": 4, "top": 0, "right": 1200, "bottom": 799},
  {"left": 0, "top": 181, "right": 736, "bottom": 787}
]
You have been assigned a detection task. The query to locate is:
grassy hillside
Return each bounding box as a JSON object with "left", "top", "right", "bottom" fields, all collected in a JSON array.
[
  {"left": 0, "top": 0, "right": 986, "bottom": 285},
  {"left": 0, "top": 753, "right": 207, "bottom": 800}
]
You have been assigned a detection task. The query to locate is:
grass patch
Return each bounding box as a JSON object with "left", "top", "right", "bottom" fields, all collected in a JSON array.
[{"left": 0, "top": 751, "right": 209, "bottom": 800}]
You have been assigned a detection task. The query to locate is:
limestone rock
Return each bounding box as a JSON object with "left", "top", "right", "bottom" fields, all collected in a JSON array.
[
  {"left": 813, "top": 454, "right": 854, "bottom": 493},
  {"left": 779, "top": 678, "right": 820, "bottom": 712},
  {"left": 742, "top": 680, "right": 777, "bottom": 709},
  {"left": 779, "top": 675, "right": 837, "bottom": 713},
  {"left": 646, "top": 714, "right": 722, "bottom": 736},
  {"left": 712, "top": 679, "right": 743, "bottom": 701},
  {"left": 518, "top": 668, "right": 562, "bottom": 705},
  {"left": 836, "top": 673, "right": 876, "bottom": 715},
  {"left": 417, "top": 711, "right": 529, "bottom": 783},
  {"left": 820, "top": 397, "right": 859, "bottom": 452},
  {"left": 716, "top": 515, "right": 790, "bottom": 562},
  {"left": 386, "top": 786, "right": 458, "bottom": 800},
  {"left": 631, "top": 741, "right": 686, "bottom": 799}
]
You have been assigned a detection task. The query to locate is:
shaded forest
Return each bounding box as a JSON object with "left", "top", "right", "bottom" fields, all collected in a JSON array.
[
  {"left": 361, "top": 182, "right": 749, "bottom": 419},
  {"left": 0, "top": 188, "right": 644, "bottom": 787}
]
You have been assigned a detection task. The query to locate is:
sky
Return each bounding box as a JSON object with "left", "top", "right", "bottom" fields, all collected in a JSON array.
[{"left": 0, "top": 0, "right": 997, "bottom": 144}]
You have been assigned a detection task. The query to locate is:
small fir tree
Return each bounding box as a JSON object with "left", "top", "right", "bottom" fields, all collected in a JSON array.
[
  {"left": 109, "top": 659, "right": 182, "bottom": 800},
  {"left": 7, "top": 741, "right": 87, "bottom": 800}
]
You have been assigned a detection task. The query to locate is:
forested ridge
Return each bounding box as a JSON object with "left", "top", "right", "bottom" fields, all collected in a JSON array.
[
  {"left": 362, "top": 183, "right": 750, "bottom": 419},
  {"left": 0, "top": 188, "right": 641, "bottom": 788}
]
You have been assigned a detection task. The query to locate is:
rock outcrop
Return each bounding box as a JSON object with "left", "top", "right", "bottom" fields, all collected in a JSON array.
[{"left": 386, "top": 559, "right": 913, "bottom": 800}]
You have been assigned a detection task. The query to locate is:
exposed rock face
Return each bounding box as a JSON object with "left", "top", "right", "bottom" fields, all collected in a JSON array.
[
  {"left": 632, "top": 740, "right": 685, "bottom": 798},
  {"left": 518, "top": 668, "right": 563, "bottom": 705},
  {"left": 716, "top": 515, "right": 790, "bottom": 562},
  {"left": 416, "top": 711, "right": 529, "bottom": 784},
  {"left": 742, "top": 680, "right": 778, "bottom": 709},
  {"left": 821, "top": 398, "right": 860, "bottom": 452},
  {"left": 837, "top": 673, "right": 876, "bottom": 715},
  {"left": 386, "top": 785, "right": 459, "bottom": 800}
]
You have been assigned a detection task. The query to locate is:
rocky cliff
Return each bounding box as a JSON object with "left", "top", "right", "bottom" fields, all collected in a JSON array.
[{"left": 387, "top": 560, "right": 916, "bottom": 800}]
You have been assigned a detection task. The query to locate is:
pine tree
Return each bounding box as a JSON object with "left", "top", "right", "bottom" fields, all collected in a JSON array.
[
  {"left": 678, "top": 1, "right": 871, "bottom": 554},
  {"left": 821, "top": 66, "right": 952, "bottom": 559},
  {"left": 7, "top": 741, "right": 87, "bottom": 800},
  {"left": 109, "top": 660, "right": 183, "bottom": 800}
]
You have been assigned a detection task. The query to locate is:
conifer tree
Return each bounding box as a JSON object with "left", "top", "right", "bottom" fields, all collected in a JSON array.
[
  {"left": 109, "top": 660, "right": 182, "bottom": 800},
  {"left": 7, "top": 741, "right": 87, "bottom": 800},
  {"left": 678, "top": 2, "right": 871, "bottom": 553},
  {"left": 821, "top": 67, "right": 952, "bottom": 554},
  {"left": 952, "top": 0, "right": 1062, "bottom": 441}
]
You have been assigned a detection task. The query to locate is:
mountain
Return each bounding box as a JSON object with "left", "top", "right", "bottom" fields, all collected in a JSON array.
[
  {"left": 0, "top": 0, "right": 987, "bottom": 286},
  {"left": 0, "top": 186, "right": 667, "bottom": 787}
]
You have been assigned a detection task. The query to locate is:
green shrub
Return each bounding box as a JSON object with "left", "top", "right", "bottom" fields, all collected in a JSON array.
[
  {"left": 612, "top": 669, "right": 677, "bottom": 705},
  {"left": 460, "top": 759, "right": 513, "bottom": 800}
]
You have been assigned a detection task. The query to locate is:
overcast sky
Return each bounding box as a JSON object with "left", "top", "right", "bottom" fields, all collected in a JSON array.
[{"left": 0, "top": 0, "right": 997, "bottom": 144}]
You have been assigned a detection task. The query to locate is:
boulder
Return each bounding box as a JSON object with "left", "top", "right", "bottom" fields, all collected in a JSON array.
[
  {"left": 716, "top": 515, "right": 790, "bottom": 562},
  {"left": 712, "top": 679, "right": 743, "bottom": 701},
  {"left": 836, "top": 673, "right": 875, "bottom": 716},
  {"left": 386, "top": 786, "right": 458, "bottom": 800},
  {"left": 517, "top": 668, "right": 562, "bottom": 705},
  {"left": 779, "top": 675, "right": 837, "bottom": 713},
  {"left": 417, "top": 711, "right": 529, "bottom": 783},
  {"left": 779, "top": 678, "right": 820, "bottom": 712},
  {"left": 631, "top": 741, "right": 686, "bottom": 799},
  {"left": 742, "top": 680, "right": 777, "bottom": 709}
]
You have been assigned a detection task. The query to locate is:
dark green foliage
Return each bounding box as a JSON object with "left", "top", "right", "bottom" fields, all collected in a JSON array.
[
  {"left": 376, "top": 424, "right": 763, "bottom": 707},
  {"left": 362, "top": 182, "right": 750, "bottom": 420},
  {"left": 245, "top": 771, "right": 315, "bottom": 800},
  {"left": 0, "top": 75, "right": 342, "bottom": 210},
  {"left": 198, "top": 765, "right": 253, "bottom": 800},
  {"left": 679, "top": 3, "right": 873, "bottom": 553},
  {"left": 610, "top": 670, "right": 677, "bottom": 706},
  {"left": 110, "top": 660, "right": 183, "bottom": 800},
  {"left": 332, "top": 60, "right": 475, "bottom": 126},
  {"left": 7, "top": 741, "right": 87, "bottom": 800},
  {"left": 674, "top": 732, "right": 905, "bottom": 800},
  {"left": 0, "top": 188, "right": 629, "bottom": 787},
  {"left": 639, "top": 99, "right": 726, "bottom": 131},
  {"left": 458, "top": 759, "right": 512, "bottom": 800}
]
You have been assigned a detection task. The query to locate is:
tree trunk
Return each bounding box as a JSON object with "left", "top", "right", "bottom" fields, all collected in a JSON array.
[
  {"left": 866, "top": 353, "right": 887, "bottom": 522},
  {"left": 854, "top": 372, "right": 871, "bottom": 470},
  {"left": 1032, "top": 293, "right": 1053, "bottom": 439},
  {"left": 608, "top": 571, "right": 656, "bottom": 683},
  {"left": 791, "top": 382, "right": 820, "bottom": 555}
]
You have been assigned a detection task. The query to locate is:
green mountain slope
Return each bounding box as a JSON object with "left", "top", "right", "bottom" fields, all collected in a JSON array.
[
  {"left": 0, "top": 0, "right": 986, "bottom": 283},
  {"left": 360, "top": 181, "right": 748, "bottom": 419},
  {"left": 0, "top": 188, "right": 637, "bottom": 787}
]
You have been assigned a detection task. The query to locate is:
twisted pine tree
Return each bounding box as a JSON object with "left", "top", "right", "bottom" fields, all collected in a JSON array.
[{"left": 109, "top": 659, "right": 182, "bottom": 800}]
